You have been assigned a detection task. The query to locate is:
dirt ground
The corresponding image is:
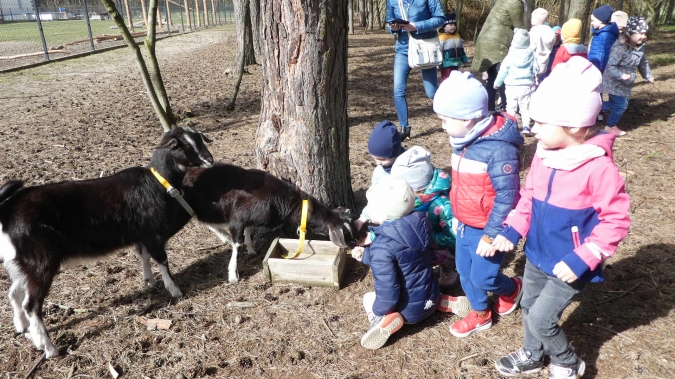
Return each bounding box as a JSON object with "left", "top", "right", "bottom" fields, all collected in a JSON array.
[{"left": 0, "top": 26, "right": 674, "bottom": 379}]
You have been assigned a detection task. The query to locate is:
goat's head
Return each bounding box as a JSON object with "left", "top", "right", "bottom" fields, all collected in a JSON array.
[
  {"left": 327, "top": 207, "right": 363, "bottom": 249},
  {"left": 159, "top": 127, "right": 214, "bottom": 169}
]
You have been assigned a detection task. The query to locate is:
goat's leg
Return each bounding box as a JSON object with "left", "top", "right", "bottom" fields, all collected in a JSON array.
[
  {"left": 206, "top": 223, "right": 234, "bottom": 246},
  {"left": 227, "top": 225, "right": 249, "bottom": 284},
  {"left": 135, "top": 244, "right": 157, "bottom": 287},
  {"left": 204, "top": 224, "right": 240, "bottom": 284},
  {"left": 24, "top": 271, "right": 59, "bottom": 358},
  {"left": 5, "top": 260, "right": 29, "bottom": 335},
  {"left": 244, "top": 227, "right": 256, "bottom": 256},
  {"left": 144, "top": 243, "right": 182, "bottom": 298}
]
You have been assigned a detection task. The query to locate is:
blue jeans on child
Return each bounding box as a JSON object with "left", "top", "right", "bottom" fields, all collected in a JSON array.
[
  {"left": 601, "top": 94, "right": 629, "bottom": 127},
  {"left": 455, "top": 223, "right": 514, "bottom": 311},
  {"left": 521, "top": 259, "right": 585, "bottom": 366},
  {"left": 393, "top": 52, "right": 438, "bottom": 129}
]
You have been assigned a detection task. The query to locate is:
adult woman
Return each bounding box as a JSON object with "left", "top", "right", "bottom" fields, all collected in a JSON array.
[
  {"left": 471, "top": 0, "right": 527, "bottom": 112},
  {"left": 387, "top": 0, "right": 445, "bottom": 140}
]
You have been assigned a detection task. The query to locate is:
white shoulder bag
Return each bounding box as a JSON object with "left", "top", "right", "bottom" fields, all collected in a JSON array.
[{"left": 398, "top": 0, "right": 442, "bottom": 70}]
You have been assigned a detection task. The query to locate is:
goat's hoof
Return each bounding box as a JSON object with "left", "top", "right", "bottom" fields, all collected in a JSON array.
[
  {"left": 228, "top": 276, "right": 239, "bottom": 284},
  {"left": 145, "top": 278, "right": 157, "bottom": 287},
  {"left": 171, "top": 290, "right": 183, "bottom": 299},
  {"left": 44, "top": 345, "right": 61, "bottom": 359}
]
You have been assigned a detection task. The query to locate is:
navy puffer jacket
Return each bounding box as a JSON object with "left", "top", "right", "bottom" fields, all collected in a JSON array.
[{"left": 362, "top": 211, "right": 440, "bottom": 323}]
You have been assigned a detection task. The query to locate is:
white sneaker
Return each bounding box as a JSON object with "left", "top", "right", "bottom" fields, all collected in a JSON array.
[{"left": 360, "top": 313, "right": 404, "bottom": 349}]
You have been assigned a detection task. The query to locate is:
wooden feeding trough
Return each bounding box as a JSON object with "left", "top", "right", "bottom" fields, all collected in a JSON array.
[{"left": 263, "top": 238, "right": 348, "bottom": 290}]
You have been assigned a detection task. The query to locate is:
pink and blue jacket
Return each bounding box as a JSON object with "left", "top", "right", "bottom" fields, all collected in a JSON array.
[{"left": 500, "top": 132, "right": 630, "bottom": 282}]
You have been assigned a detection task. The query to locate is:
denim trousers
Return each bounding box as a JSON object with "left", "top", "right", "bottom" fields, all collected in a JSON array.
[
  {"left": 455, "top": 223, "right": 515, "bottom": 311},
  {"left": 486, "top": 63, "right": 507, "bottom": 112},
  {"left": 601, "top": 94, "right": 629, "bottom": 127},
  {"left": 393, "top": 52, "right": 438, "bottom": 129},
  {"left": 521, "top": 259, "right": 585, "bottom": 365}
]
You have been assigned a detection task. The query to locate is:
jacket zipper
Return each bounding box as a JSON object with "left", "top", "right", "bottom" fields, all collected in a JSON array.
[
  {"left": 452, "top": 149, "right": 467, "bottom": 220},
  {"left": 537, "top": 169, "right": 557, "bottom": 267}
]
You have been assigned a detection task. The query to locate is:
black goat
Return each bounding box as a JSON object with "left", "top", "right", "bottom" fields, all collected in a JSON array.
[
  {"left": 182, "top": 163, "right": 358, "bottom": 284},
  {"left": 0, "top": 127, "right": 213, "bottom": 358}
]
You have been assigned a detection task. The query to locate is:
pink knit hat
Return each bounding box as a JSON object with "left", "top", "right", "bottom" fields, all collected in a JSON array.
[{"left": 530, "top": 56, "right": 602, "bottom": 128}]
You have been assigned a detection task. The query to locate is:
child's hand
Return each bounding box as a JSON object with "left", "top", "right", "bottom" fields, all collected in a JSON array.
[
  {"left": 493, "top": 86, "right": 499, "bottom": 89},
  {"left": 476, "top": 240, "right": 496, "bottom": 257},
  {"left": 621, "top": 73, "right": 630, "bottom": 80},
  {"left": 354, "top": 217, "right": 368, "bottom": 232},
  {"left": 552, "top": 261, "right": 578, "bottom": 283},
  {"left": 482, "top": 72, "right": 489, "bottom": 81},
  {"left": 351, "top": 246, "right": 365, "bottom": 262},
  {"left": 492, "top": 235, "right": 515, "bottom": 252},
  {"left": 648, "top": 77, "right": 655, "bottom": 83}
]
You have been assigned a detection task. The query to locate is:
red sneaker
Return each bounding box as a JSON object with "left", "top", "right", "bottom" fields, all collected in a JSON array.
[
  {"left": 496, "top": 276, "right": 524, "bottom": 316},
  {"left": 449, "top": 310, "right": 492, "bottom": 338},
  {"left": 437, "top": 295, "right": 472, "bottom": 318}
]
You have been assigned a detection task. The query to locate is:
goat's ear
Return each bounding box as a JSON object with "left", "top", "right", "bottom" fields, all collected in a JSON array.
[
  {"left": 159, "top": 136, "right": 180, "bottom": 150},
  {"left": 200, "top": 133, "right": 213, "bottom": 143},
  {"left": 329, "top": 226, "right": 348, "bottom": 248}
]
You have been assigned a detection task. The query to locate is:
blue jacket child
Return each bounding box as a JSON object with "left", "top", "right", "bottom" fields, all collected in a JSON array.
[
  {"left": 358, "top": 177, "right": 441, "bottom": 350},
  {"left": 588, "top": 5, "right": 620, "bottom": 73}
]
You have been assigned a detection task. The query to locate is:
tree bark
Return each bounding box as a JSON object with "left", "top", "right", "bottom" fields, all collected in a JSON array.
[
  {"left": 249, "top": 0, "right": 262, "bottom": 56},
  {"left": 227, "top": 0, "right": 249, "bottom": 110},
  {"left": 256, "top": 0, "right": 354, "bottom": 209},
  {"left": 666, "top": 0, "right": 675, "bottom": 24},
  {"left": 524, "top": 0, "right": 535, "bottom": 29},
  {"left": 203, "top": 0, "right": 209, "bottom": 25},
  {"left": 616, "top": 0, "right": 623, "bottom": 11},
  {"left": 358, "top": 0, "right": 366, "bottom": 27},
  {"left": 123, "top": 0, "right": 134, "bottom": 31},
  {"left": 558, "top": 0, "right": 568, "bottom": 26},
  {"left": 367, "top": 0, "right": 374, "bottom": 30},
  {"left": 348, "top": 0, "right": 354, "bottom": 34},
  {"left": 234, "top": 0, "right": 257, "bottom": 66},
  {"left": 140, "top": 0, "right": 149, "bottom": 29},
  {"left": 567, "top": 0, "right": 593, "bottom": 44}
]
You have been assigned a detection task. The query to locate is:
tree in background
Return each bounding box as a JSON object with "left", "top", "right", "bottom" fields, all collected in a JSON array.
[
  {"left": 255, "top": 0, "right": 354, "bottom": 209},
  {"left": 234, "top": 0, "right": 256, "bottom": 66}
]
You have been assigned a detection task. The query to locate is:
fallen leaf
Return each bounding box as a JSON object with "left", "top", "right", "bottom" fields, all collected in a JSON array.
[{"left": 135, "top": 316, "right": 172, "bottom": 330}]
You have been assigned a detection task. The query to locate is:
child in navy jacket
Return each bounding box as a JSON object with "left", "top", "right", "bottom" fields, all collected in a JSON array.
[
  {"left": 357, "top": 177, "right": 467, "bottom": 349},
  {"left": 492, "top": 57, "right": 630, "bottom": 378},
  {"left": 588, "top": 5, "right": 619, "bottom": 73}
]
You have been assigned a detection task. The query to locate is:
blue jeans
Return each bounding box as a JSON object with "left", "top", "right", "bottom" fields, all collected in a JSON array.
[
  {"left": 393, "top": 52, "right": 438, "bottom": 129},
  {"left": 601, "top": 94, "right": 629, "bottom": 127},
  {"left": 455, "top": 223, "right": 515, "bottom": 311},
  {"left": 521, "top": 260, "right": 585, "bottom": 365}
]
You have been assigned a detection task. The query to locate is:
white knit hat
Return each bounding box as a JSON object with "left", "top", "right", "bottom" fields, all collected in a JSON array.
[
  {"left": 433, "top": 71, "right": 488, "bottom": 120},
  {"left": 365, "top": 177, "right": 415, "bottom": 222},
  {"left": 391, "top": 146, "right": 434, "bottom": 192}
]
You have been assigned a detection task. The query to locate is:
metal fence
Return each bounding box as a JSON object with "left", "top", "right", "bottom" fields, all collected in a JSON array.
[{"left": 0, "top": 0, "right": 234, "bottom": 71}]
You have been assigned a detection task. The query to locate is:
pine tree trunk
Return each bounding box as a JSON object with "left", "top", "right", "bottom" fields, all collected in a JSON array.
[
  {"left": 256, "top": 0, "right": 354, "bottom": 209},
  {"left": 249, "top": 0, "right": 262, "bottom": 56},
  {"left": 616, "top": 0, "right": 624, "bottom": 10},
  {"left": 567, "top": 0, "right": 593, "bottom": 44},
  {"left": 358, "top": 0, "right": 366, "bottom": 27},
  {"left": 559, "top": 0, "right": 568, "bottom": 26},
  {"left": 524, "top": 0, "right": 535, "bottom": 29},
  {"left": 234, "top": 0, "right": 257, "bottom": 66},
  {"left": 348, "top": 0, "right": 354, "bottom": 34}
]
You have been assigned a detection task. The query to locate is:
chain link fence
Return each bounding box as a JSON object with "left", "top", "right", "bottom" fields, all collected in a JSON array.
[{"left": 0, "top": 0, "right": 233, "bottom": 71}]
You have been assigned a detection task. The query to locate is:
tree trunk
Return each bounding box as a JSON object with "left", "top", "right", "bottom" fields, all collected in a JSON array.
[
  {"left": 358, "top": 0, "right": 366, "bottom": 27},
  {"left": 524, "top": 0, "right": 535, "bottom": 29},
  {"left": 123, "top": 0, "right": 134, "bottom": 31},
  {"left": 348, "top": 0, "right": 354, "bottom": 34},
  {"left": 196, "top": 0, "right": 202, "bottom": 27},
  {"left": 250, "top": 0, "right": 262, "bottom": 56},
  {"left": 456, "top": 0, "right": 463, "bottom": 33},
  {"left": 234, "top": 0, "right": 257, "bottom": 66},
  {"left": 227, "top": 0, "right": 249, "bottom": 110},
  {"left": 374, "top": 0, "right": 382, "bottom": 28},
  {"left": 558, "top": 0, "right": 568, "bottom": 26},
  {"left": 666, "top": 0, "right": 675, "bottom": 24},
  {"left": 616, "top": 0, "right": 623, "bottom": 11},
  {"left": 256, "top": 0, "right": 354, "bottom": 209},
  {"left": 140, "top": 0, "right": 149, "bottom": 29},
  {"left": 367, "top": 0, "right": 374, "bottom": 30},
  {"left": 567, "top": 0, "right": 593, "bottom": 44},
  {"left": 203, "top": 0, "right": 209, "bottom": 25},
  {"left": 165, "top": 0, "right": 173, "bottom": 26}
]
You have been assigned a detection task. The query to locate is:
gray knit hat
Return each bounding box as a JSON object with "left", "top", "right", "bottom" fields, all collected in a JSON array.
[{"left": 390, "top": 146, "right": 434, "bottom": 192}]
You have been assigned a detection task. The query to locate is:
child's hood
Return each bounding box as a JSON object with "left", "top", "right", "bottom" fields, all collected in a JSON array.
[
  {"left": 373, "top": 211, "right": 432, "bottom": 252},
  {"left": 424, "top": 168, "right": 451, "bottom": 195},
  {"left": 593, "top": 22, "right": 619, "bottom": 38},
  {"left": 478, "top": 114, "right": 525, "bottom": 150},
  {"left": 507, "top": 47, "right": 535, "bottom": 68},
  {"left": 584, "top": 131, "right": 616, "bottom": 159},
  {"left": 563, "top": 43, "right": 588, "bottom": 54}
]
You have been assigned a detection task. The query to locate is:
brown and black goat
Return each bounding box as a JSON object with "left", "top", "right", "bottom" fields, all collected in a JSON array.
[
  {"left": 182, "top": 163, "right": 359, "bottom": 284},
  {"left": 0, "top": 127, "right": 213, "bottom": 358}
]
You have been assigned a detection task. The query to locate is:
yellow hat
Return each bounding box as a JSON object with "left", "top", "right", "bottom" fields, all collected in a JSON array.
[{"left": 561, "top": 19, "right": 582, "bottom": 44}]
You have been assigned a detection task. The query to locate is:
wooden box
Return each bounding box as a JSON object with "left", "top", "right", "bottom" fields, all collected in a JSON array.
[{"left": 263, "top": 238, "right": 347, "bottom": 290}]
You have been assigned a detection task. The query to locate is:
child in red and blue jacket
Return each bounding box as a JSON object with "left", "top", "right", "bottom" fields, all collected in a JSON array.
[
  {"left": 432, "top": 70, "right": 524, "bottom": 338},
  {"left": 492, "top": 57, "right": 630, "bottom": 378}
]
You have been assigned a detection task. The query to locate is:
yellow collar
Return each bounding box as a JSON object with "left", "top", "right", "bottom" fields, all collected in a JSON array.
[
  {"left": 281, "top": 199, "right": 309, "bottom": 259},
  {"left": 150, "top": 167, "right": 195, "bottom": 217}
]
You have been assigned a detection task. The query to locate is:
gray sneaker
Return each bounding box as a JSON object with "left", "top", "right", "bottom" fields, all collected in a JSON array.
[
  {"left": 360, "top": 313, "right": 404, "bottom": 350},
  {"left": 495, "top": 348, "right": 544, "bottom": 376},
  {"left": 549, "top": 359, "right": 586, "bottom": 379}
]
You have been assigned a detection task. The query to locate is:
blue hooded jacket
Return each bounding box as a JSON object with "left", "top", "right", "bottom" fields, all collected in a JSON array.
[
  {"left": 387, "top": 0, "right": 446, "bottom": 55},
  {"left": 362, "top": 211, "right": 440, "bottom": 323},
  {"left": 588, "top": 22, "right": 619, "bottom": 73}
]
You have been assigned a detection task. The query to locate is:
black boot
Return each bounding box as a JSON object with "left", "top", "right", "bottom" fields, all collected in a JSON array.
[{"left": 399, "top": 127, "right": 411, "bottom": 141}]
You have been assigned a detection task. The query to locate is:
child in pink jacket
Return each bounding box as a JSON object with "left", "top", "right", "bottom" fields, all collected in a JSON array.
[{"left": 491, "top": 57, "right": 631, "bottom": 378}]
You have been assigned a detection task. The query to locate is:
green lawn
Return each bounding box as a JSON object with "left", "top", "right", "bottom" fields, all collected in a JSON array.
[{"left": 0, "top": 14, "right": 232, "bottom": 46}]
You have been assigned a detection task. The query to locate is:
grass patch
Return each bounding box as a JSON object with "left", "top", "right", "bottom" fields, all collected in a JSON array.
[{"left": 649, "top": 52, "right": 675, "bottom": 68}]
